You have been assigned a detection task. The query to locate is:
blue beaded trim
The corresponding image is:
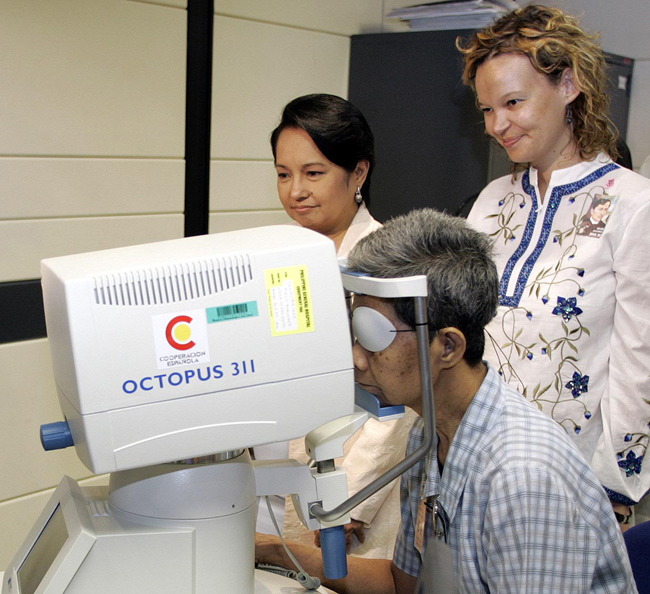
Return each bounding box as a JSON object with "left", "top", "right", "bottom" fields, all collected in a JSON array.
[
  {"left": 499, "top": 171, "right": 538, "bottom": 306},
  {"left": 499, "top": 163, "right": 619, "bottom": 307},
  {"left": 603, "top": 486, "right": 638, "bottom": 507}
]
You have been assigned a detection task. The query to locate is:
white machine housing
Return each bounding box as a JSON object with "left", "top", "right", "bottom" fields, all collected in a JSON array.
[{"left": 40, "top": 225, "right": 355, "bottom": 474}]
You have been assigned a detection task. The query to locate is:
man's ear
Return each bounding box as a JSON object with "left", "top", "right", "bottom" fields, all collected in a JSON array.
[
  {"left": 432, "top": 328, "right": 466, "bottom": 369},
  {"left": 560, "top": 68, "right": 581, "bottom": 104}
]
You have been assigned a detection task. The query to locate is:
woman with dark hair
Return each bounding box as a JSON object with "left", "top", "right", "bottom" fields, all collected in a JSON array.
[
  {"left": 256, "top": 94, "right": 416, "bottom": 560},
  {"left": 458, "top": 4, "right": 650, "bottom": 526},
  {"left": 270, "top": 93, "right": 377, "bottom": 252}
]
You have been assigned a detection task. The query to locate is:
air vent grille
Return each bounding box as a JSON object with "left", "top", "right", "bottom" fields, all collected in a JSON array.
[{"left": 93, "top": 255, "right": 253, "bottom": 306}]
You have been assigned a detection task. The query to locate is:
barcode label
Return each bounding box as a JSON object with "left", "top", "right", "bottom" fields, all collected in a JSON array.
[{"left": 207, "top": 301, "right": 259, "bottom": 323}]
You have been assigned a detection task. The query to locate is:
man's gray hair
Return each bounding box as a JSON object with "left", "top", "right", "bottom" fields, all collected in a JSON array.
[{"left": 347, "top": 208, "right": 498, "bottom": 365}]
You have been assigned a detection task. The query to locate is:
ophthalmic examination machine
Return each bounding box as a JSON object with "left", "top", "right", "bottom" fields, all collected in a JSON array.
[{"left": 2, "top": 224, "right": 435, "bottom": 594}]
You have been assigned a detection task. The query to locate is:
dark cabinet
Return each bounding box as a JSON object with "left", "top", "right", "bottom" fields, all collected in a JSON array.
[
  {"left": 604, "top": 53, "right": 634, "bottom": 143},
  {"left": 349, "top": 29, "right": 490, "bottom": 222}
]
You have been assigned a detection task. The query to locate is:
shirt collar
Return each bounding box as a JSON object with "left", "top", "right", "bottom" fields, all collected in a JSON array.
[
  {"left": 337, "top": 202, "right": 379, "bottom": 257},
  {"left": 528, "top": 152, "right": 613, "bottom": 188},
  {"left": 423, "top": 365, "right": 505, "bottom": 524}
]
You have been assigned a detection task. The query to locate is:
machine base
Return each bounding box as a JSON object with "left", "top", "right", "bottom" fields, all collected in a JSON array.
[{"left": 254, "top": 568, "right": 335, "bottom": 593}]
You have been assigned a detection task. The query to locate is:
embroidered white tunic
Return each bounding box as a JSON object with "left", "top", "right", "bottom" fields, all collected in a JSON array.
[{"left": 468, "top": 155, "right": 650, "bottom": 505}]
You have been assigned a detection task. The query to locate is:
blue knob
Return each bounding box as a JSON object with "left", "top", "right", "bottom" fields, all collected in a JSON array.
[
  {"left": 320, "top": 525, "right": 347, "bottom": 579},
  {"left": 40, "top": 421, "right": 74, "bottom": 451}
]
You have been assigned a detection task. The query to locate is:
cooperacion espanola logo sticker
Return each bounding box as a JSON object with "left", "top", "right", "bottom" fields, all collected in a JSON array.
[
  {"left": 152, "top": 309, "right": 210, "bottom": 370},
  {"left": 166, "top": 315, "right": 196, "bottom": 350}
]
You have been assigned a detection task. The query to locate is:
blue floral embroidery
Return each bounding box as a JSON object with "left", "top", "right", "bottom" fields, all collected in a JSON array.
[
  {"left": 552, "top": 297, "right": 583, "bottom": 321},
  {"left": 565, "top": 371, "right": 589, "bottom": 397},
  {"left": 618, "top": 451, "right": 643, "bottom": 477}
]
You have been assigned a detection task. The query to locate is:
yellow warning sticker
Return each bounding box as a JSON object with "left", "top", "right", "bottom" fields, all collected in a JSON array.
[{"left": 265, "top": 266, "right": 315, "bottom": 336}]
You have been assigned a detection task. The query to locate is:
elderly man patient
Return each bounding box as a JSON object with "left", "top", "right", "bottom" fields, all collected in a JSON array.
[{"left": 256, "top": 208, "right": 635, "bottom": 593}]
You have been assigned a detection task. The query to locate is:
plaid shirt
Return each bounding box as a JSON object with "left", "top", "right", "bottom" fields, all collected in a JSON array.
[{"left": 394, "top": 366, "right": 637, "bottom": 593}]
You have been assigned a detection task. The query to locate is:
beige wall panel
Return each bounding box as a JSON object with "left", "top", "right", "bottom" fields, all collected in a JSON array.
[
  {"left": 209, "top": 210, "right": 292, "bottom": 234},
  {"left": 0, "top": 215, "right": 184, "bottom": 282},
  {"left": 0, "top": 340, "right": 100, "bottom": 503},
  {"left": 214, "top": 0, "right": 384, "bottom": 36},
  {"left": 0, "top": 158, "right": 184, "bottom": 219},
  {"left": 210, "top": 160, "right": 279, "bottom": 211},
  {"left": 212, "top": 17, "right": 350, "bottom": 160},
  {"left": 0, "top": 0, "right": 185, "bottom": 157},
  {"left": 0, "top": 475, "right": 108, "bottom": 571}
]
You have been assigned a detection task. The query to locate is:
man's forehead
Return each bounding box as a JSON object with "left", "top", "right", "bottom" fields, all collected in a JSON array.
[{"left": 352, "top": 294, "right": 390, "bottom": 310}]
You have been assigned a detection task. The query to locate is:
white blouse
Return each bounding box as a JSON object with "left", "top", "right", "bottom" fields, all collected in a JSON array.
[{"left": 468, "top": 154, "right": 650, "bottom": 505}]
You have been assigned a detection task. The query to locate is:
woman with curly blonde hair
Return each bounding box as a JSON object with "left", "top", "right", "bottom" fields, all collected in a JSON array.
[
  {"left": 459, "top": 4, "right": 618, "bottom": 176},
  {"left": 458, "top": 4, "right": 650, "bottom": 527}
]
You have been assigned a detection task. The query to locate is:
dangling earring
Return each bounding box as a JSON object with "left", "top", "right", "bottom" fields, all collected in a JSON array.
[
  {"left": 355, "top": 187, "right": 363, "bottom": 205},
  {"left": 565, "top": 105, "right": 573, "bottom": 125}
]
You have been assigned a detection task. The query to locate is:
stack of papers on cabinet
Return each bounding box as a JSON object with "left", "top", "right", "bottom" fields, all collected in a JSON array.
[{"left": 388, "top": 0, "right": 519, "bottom": 31}]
